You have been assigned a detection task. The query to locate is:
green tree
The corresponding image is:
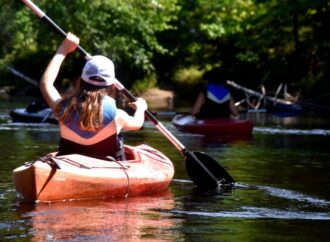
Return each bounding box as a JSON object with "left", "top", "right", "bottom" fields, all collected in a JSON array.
[
  {"left": 159, "top": 0, "right": 329, "bottom": 97},
  {"left": 1, "top": 0, "right": 178, "bottom": 88},
  {"left": 1, "top": 0, "right": 329, "bottom": 100}
]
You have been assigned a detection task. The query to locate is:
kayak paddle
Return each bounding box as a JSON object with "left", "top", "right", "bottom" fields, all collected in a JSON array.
[{"left": 21, "top": 0, "right": 235, "bottom": 189}]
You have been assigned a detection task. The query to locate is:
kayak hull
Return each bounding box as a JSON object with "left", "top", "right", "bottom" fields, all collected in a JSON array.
[
  {"left": 10, "top": 108, "right": 57, "bottom": 124},
  {"left": 13, "top": 144, "right": 174, "bottom": 203},
  {"left": 172, "top": 114, "right": 253, "bottom": 136}
]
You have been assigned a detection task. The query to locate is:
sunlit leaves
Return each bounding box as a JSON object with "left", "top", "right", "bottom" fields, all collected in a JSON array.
[
  {"left": 6, "top": 0, "right": 178, "bottom": 78},
  {"left": 1, "top": 0, "right": 329, "bottom": 94}
]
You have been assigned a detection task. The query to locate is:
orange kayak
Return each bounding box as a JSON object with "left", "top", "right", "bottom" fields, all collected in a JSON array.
[{"left": 13, "top": 144, "right": 174, "bottom": 203}]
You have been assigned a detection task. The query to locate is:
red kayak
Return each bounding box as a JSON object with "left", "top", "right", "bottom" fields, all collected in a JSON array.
[
  {"left": 172, "top": 114, "right": 253, "bottom": 136},
  {"left": 13, "top": 144, "right": 174, "bottom": 203}
]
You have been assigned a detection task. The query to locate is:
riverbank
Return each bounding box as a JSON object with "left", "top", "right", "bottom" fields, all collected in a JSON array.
[
  {"left": 1, "top": 85, "right": 175, "bottom": 111},
  {"left": 0, "top": 86, "right": 13, "bottom": 100}
]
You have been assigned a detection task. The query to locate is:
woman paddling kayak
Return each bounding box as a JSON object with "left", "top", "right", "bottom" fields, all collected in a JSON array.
[
  {"left": 39, "top": 33, "right": 148, "bottom": 159},
  {"left": 191, "top": 68, "right": 239, "bottom": 119}
]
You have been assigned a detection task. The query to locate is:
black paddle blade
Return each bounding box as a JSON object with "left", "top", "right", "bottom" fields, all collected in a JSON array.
[{"left": 185, "top": 151, "right": 235, "bottom": 189}]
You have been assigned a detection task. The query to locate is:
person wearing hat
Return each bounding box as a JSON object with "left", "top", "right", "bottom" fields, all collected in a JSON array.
[
  {"left": 40, "top": 33, "right": 147, "bottom": 160},
  {"left": 191, "top": 68, "right": 239, "bottom": 119}
]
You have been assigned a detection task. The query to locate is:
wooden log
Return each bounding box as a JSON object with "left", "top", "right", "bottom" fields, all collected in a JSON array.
[
  {"left": 226, "top": 80, "right": 293, "bottom": 105},
  {"left": 7, "top": 67, "right": 38, "bottom": 87}
]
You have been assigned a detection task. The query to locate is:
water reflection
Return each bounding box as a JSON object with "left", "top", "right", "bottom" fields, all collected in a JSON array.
[
  {"left": 170, "top": 182, "right": 330, "bottom": 220},
  {"left": 2, "top": 106, "right": 330, "bottom": 241},
  {"left": 17, "top": 190, "right": 182, "bottom": 241},
  {"left": 244, "top": 112, "right": 330, "bottom": 129}
]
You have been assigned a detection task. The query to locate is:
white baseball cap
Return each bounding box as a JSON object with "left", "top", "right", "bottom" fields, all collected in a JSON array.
[{"left": 81, "top": 55, "right": 117, "bottom": 86}]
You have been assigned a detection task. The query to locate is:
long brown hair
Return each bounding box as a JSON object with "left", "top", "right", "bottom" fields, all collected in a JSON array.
[{"left": 55, "top": 80, "right": 115, "bottom": 132}]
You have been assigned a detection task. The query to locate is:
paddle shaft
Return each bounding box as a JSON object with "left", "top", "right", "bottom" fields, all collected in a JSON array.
[{"left": 22, "top": 0, "right": 224, "bottom": 186}]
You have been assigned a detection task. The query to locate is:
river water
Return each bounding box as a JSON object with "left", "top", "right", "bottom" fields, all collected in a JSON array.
[{"left": 1, "top": 101, "right": 330, "bottom": 241}]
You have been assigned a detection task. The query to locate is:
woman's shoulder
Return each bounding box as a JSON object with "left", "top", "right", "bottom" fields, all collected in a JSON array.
[
  {"left": 102, "top": 96, "right": 117, "bottom": 119},
  {"left": 103, "top": 96, "right": 116, "bottom": 108}
]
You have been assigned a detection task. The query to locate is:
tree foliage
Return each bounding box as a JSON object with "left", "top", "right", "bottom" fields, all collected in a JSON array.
[
  {"left": 0, "top": 0, "right": 329, "bottom": 98},
  {"left": 1, "top": 0, "right": 178, "bottom": 87},
  {"left": 160, "top": 0, "right": 329, "bottom": 96}
]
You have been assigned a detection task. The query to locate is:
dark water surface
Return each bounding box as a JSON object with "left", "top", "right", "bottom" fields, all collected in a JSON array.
[{"left": 1, "top": 102, "right": 330, "bottom": 241}]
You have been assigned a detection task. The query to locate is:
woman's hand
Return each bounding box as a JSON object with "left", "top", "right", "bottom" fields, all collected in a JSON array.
[
  {"left": 128, "top": 98, "right": 148, "bottom": 112},
  {"left": 116, "top": 98, "right": 148, "bottom": 131},
  {"left": 57, "top": 32, "right": 80, "bottom": 56}
]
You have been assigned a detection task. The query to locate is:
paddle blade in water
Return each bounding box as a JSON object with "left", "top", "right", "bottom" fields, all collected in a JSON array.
[{"left": 185, "top": 151, "right": 235, "bottom": 189}]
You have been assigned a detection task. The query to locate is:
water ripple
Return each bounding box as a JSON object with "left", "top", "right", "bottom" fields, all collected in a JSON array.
[
  {"left": 171, "top": 207, "right": 330, "bottom": 220},
  {"left": 254, "top": 127, "right": 330, "bottom": 136},
  {"left": 258, "top": 185, "right": 330, "bottom": 207},
  {"left": 0, "top": 123, "right": 58, "bottom": 132}
]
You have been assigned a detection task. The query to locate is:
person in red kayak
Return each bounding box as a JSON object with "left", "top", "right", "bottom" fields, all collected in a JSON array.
[
  {"left": 191, "top": 69, "right": 239, "bottom": 119},
  {"left": 39, "top": 33, "right": 148, "bottom": 159}
]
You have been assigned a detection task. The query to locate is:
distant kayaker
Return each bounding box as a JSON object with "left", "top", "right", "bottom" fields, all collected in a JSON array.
[
  {"left": 191, "top": 69, "right": 239, "bottom": 119},
  {"left": 39, "top": 33, "right": 148, "bottom": 160}
]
